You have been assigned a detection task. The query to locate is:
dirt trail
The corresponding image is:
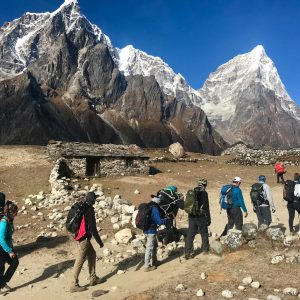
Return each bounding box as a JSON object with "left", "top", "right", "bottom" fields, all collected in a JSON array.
[{"left": 0, "top": 146, "right": 299, "bottom": 299}]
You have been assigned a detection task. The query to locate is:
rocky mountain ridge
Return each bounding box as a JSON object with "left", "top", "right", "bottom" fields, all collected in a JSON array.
[
  {"left": 0, "top": 0, "right": 226, "bottom": 154},
  {"left": 119, "top": 42, "right": 300, "bottom": 148}
]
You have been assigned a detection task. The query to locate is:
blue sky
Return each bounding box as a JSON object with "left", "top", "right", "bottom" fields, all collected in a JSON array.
[{"left": 1, "top": 0, "right": 300, "bottom": 105}]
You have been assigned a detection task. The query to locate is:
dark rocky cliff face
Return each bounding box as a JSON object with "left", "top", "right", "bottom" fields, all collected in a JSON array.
[{"left": 0, "top": 1, "right": 227, "bottom": 154}]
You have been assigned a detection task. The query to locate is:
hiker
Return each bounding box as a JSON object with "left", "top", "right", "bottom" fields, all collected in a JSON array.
[
  {"left": 0, "top": 201, "right": 19, "bottom": 294},
  {"left": 0, "top": 193, "right": 5, "bottom": 213},
  {"left": 275, "top": 161, "right": 285, "bottom": 184},
  {"left": 250, "top": 175, "right": 276, "bottom": 229},
  {"left": 143, "top": 195, "right": 168, "bottom": 272},
  {"left": 70, "top": 192, "right": 104, "bottom": 293},
  {"left": 158, "top": 185, "right": 184, "bottom": 216},
  {"left": 220, "top": 177, "right": 248, "bottom": 236},
  {"left": 286, "top": 173, "right": 300, "bottom": 234},
  {"left": 184, "top": 178, "right": 211, "bottom": 259}
]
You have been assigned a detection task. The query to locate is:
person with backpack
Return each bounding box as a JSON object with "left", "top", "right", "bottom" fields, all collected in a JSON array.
[
  {"left": 70, "top": 192, "right": 104, "bottom": 293},
  {"left": 220, "top": 177, "right": 248, "bottom": 236},
  {"left": 275, "top": 161, "right": 285, "bottom": 184},
  {"left": 143, "top": 195, "right": 167, "bottom": 272},
  {"left": 286, "top": 173, "right": 300, "bottom": 234},
  {"left": 0, "top": 201, "right": 19, "bottom": 294},
  {"left": 184, "top": 178, "right": 211, "bottom": 259},
  {"left": 250, "top": 175, "right": 276, "bottom": 229}
]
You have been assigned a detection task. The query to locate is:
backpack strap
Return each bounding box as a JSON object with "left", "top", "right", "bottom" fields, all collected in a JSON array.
[{"left": 0, "top": 214, "right": 7, "bottom": 222}]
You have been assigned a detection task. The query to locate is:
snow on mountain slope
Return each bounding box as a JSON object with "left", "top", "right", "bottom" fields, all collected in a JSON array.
[
  {"left": 116, "top": 45, "right": 200, "bottom": 106},
  {"left": 197, "top": 45, "right": 300, "bottom": 122},
  {"left": 0, "top": 0, "right": 113, "bottom": 80}
]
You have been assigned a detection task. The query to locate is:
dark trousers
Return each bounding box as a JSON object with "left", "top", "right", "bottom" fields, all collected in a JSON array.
[
  {"left": 287, "top": 202, "right": 300, "bottom": 232},
  {"left": 0, "top": 247, "right": 19, "bottom": 288},
  {"left": 185, "top": 216, "right": 209, "bottom": 254},
  {"left": 256, "top": 206, "right": 272, "bottom": 226},
  {"left": 221, "top": 207, "right": 243, "bottom": 236},
  {"left": 276, "top": 173, "right": 284, "bottom": 183}
]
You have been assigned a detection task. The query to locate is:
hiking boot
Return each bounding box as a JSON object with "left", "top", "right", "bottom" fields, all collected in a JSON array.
[
  {"left": 144, "top": 266, "right": 157, "bottom": 272},
  {"left": 152, "top": 261, "right": 162, "bottom": 267},
  {"left": 0, "top": 284, "right": 12, "bottom": 293},
  {"left": 89, "top": 277, "right": 105, "bottom": 286},
  {"left": 184, "top": 253, "right": 193, "bottom": 260},
  {"left": 70, "top": 285, "right": 87, "bottom": 293}
]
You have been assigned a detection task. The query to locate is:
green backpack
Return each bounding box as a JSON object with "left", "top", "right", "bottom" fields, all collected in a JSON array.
[{"left": 184, "top": 189, "right": 204, "bottom": 216}]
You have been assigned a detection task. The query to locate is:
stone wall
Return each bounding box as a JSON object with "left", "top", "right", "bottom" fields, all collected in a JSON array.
[
  {"left": 66, "top": 158, "right": 86, "bottom": 177},
  {"left": 222, "top": 143, "right": 300, "bottom": 166},
  {"left": 56, "top": 157, "right": 149, "bottom": 177},
  {"left": 99, "top": 158, "right": 149, "bottom": 176}
]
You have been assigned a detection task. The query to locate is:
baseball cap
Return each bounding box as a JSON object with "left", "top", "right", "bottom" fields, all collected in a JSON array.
[
  {"left": 258, "top": 175, "right": 266, "bottom": 182},
  {"left": 233, "top": 176, "right": 242, "bottom": 183}
]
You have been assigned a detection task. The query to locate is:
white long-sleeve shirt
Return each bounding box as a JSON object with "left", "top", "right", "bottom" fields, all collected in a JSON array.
[{"left": 260, "top": 182, "right": 275, "bottom": 210}]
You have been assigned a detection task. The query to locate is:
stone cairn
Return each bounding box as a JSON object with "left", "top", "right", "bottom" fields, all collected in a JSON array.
[{"left": 222, "top": 143, "right": 300, "bottom": 166}]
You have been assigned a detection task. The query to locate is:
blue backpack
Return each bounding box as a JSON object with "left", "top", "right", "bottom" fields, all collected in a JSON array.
[{"left": 220, "top": 185, "right": 233, "bottom": 210}]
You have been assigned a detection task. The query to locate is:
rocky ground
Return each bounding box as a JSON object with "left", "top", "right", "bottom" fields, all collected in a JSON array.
[{"left": 0, "top": 146, "right": 300, "bottom": 300}]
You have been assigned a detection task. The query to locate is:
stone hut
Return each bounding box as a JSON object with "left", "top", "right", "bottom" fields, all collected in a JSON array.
[{"left": 47, "top": 141, "right": 149, "bottom": 177}]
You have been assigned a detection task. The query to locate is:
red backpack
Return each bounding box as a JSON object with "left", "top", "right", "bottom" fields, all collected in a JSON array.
[{"left": 275, "top": 163, "right": 284, "bottom": 174}]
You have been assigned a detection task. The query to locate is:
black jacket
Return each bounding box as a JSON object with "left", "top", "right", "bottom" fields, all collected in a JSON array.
[
  {"left": 83, "top": 204, "right": 103, "bottom": 246},
  {"left": 190, "top": 188, "right": 211, "bottom": 225}
]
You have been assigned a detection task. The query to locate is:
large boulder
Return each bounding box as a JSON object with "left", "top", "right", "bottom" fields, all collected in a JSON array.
[
  {"left": 114, "top": 228, "right": 133, "bottom": 245},
  {"left": 223, "top": 229, "right": 245, "bottom": 249},
  {"left": 210, "top": 240, "right": 223, "bottom": 255},
  {"left": 266, "top": 227, "right": 285, "bottom": 242},
  {"left": 242, "top": 223, "right": 258, "bottom": 241},
  {"left": 169, "top": 143, "right": 185, "bottom": 158}
]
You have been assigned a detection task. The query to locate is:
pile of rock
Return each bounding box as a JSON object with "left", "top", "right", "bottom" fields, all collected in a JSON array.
[
  {"left": 222, "top": 143, "right": 300, "bottom": 166},
  {"left": 18, "top": 169, "right": 190, "bottom": 266}
]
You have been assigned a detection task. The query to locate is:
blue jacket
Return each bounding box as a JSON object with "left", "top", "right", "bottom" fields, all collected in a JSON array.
[
  {"left": 0, "top": 216, "right": 13, "bottom": 254},
  {"left": 144, "top": 206, "right": 166, "bottom": 234},
  {"left": 232, "top": 186, "right": 247, "bottom": 212}
]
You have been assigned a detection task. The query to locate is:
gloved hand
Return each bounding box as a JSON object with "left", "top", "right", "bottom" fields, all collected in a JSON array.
[
  {"left": 207, "top": 221, "right": 211, "bottom": 226},
  {"left": 253, "top": 208, "right": 256, "bottom": 213},
  {"left": 272, "top": 208, "right": 276, "bottom": 213},
  {"left": 99, "top": 241, "right": 104, "bottom": 248}
]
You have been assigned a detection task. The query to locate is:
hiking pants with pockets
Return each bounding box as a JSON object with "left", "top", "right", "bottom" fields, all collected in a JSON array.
[
  {"left": 287, "top": 202, "right": 300, "bottom": 232},
  {"left": 185, "top": 216, "right": 209, "bottom": 254},
  {"left": 256, "top": 206, "right": 272, "bottom": 226},
  {"left": 72, "top": 238, "right": 96, "bottom": 287},
  {"left": 144, "top": 234, "right": 158, "bottom": 267},
  {"left": 227, "top": 207, "right": 243, "bottom": 231},
  {"left": 0, "top": 247, "right": 19, "bottom": 288}
]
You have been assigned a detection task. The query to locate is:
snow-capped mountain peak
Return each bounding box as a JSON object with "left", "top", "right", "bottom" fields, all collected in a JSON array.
[
  {"left": 197, "top": 45, "right": 299, "bottom": 123},
  {"left": 116, "top": 44, "right": 199, "bottom": 105},
  {"left": 0, "top": 0, "right": 112, "bottom": 80}
]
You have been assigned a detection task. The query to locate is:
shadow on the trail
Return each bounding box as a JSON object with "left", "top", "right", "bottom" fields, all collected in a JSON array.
[{"left": 15, "top": 259, "right": 75, "bottom": 290}]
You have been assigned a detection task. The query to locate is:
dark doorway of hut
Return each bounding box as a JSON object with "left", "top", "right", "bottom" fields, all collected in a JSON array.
[{"left": 86, "top": 157, "right": 100, "bottom": 177}]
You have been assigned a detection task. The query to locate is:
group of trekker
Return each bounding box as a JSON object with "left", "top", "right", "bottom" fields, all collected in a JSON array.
[
  {"left": 0, "top": 165, "right": 300, "bottom": 293},
  {"left": 140, "top": 170, "right": 300, "bottom": 273}
]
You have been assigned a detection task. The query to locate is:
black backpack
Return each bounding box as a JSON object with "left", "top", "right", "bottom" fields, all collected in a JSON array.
[
  {"left": 135, "top": 203, "right": 153, "bottom": 231},
  {"left": 283, "top": 180, "right": 295, "bottom": 202},
  {"left": 66, "top": 201, "right": 86, "bottom": 235},
  {"left": 250, "top": 183, "right": 268, "bottom": 207}
]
